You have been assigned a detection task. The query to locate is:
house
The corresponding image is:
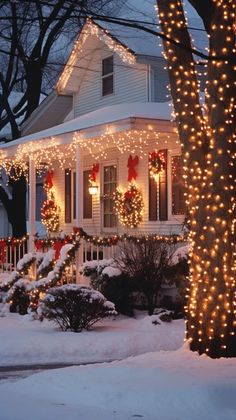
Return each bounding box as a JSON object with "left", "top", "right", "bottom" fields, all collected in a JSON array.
[{"left": 0, "top": 0, "right": 206, "bottom": 257}]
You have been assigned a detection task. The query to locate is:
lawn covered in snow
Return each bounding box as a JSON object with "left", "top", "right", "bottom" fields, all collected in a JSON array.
[
  {"left": 0, "top": 312, "right": 184, "bottom": 366},
  {"left": 0, "top": 346, "right": 235, "bottom": 420}
]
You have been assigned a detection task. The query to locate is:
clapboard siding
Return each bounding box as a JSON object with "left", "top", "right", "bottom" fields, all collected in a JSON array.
[
  {"left": 53, "top": 133, "right": 184, "bottom": 237},
  {"left": 74, "top": 41, "right": 148, "bottom": 118}
]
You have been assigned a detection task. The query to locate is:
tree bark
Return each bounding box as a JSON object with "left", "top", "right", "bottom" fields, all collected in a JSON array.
[{"left": 156, "top": 0, "right": 236, "bottom": 357}]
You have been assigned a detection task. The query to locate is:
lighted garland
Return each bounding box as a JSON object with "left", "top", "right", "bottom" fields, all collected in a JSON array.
[
  {"left": 149, "top": 151, "right": 166, "bottom": 182},
  {"left": 41, "top": 171, "right": 60, "bottom": 233},
  {"left": 114, "top": 183, "right": 144, "bottom": 228}
]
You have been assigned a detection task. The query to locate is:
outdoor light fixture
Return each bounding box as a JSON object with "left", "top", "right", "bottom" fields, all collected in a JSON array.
[{"left": 88, "top": 184, "right": 98, "bottom": 195}]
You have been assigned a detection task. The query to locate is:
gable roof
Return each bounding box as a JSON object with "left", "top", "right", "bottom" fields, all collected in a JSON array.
[{"left": 56, "top": 0, "right": 207, "bottom": 94}]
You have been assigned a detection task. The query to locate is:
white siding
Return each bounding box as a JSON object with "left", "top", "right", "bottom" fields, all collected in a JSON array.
[
  {"left": 73, "top": 40, "right": 148, "bottom": 118},
  {"left": 52, "top": 133, "right": 184, "bottom": 237}
]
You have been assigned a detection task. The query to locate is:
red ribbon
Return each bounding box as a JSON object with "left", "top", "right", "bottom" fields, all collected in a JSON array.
[
  {"left": 45, "top": 170, "right": 54, "bottom": 190},
  {"left": 35, "top": 239, "right": 44, "bottom": 251},
  {"left": 0, "top": 240, "right": 6, "bottom": 263},
  {"left": 127, "top": 155, "right": 139, "bottom": 182},
  {"left": 90, "top": 164, "right": 99, "bottom": 183},
  {"left": 53, "top": 241, "right": 64, "bottom": 260}
]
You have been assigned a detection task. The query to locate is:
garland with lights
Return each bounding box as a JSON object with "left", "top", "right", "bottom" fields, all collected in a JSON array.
[
  {"left": 41, "top": 171, "right": 60, "bottom": 233},
  {"left": 149, "top": 151, "right": 166, "bottom": 182},
  {"left": 114, "top": 183, "right": 144, "bottom": 228}
]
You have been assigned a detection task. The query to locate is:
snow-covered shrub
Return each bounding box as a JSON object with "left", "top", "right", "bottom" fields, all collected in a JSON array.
[
  {"left": 38, "top": 284, "right": 117, "bottom": 332},
  {"left": 115, "top": 240, "right": 179, "bottom": 315},
  {"left": 152, "top": 308, "right": 173, "bottom": 323},
  {"left": 7, "top": 279, "right": 30, "bottom": 315},
  {"left": 82, "top": 259, "right": 133, "bottom": 316},
  {"left": 37, "top": 249, "right": 55, "bottom": 279},
  {"left": 0, "top": 270, "right": 21, "bottom": 292}
]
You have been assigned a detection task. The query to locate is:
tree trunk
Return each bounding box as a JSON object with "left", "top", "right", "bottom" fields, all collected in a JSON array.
[{"left": 156, "top": 0, "right": 236, "bottom": 357}]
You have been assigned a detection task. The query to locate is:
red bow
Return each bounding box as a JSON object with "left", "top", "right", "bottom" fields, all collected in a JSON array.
[
  {"left": 127, "top": 155, "right": 139, "bottom": 182},
  {"left": 0, "top": 240, "right": 6, "bottom": 263},
  {"left": 35, "top": 239, "right": 44, "bottom": 251},
  {"left": 53, "top": 241, "right": 64, "bottom": 260},
  {"left": 90, "top": 164, "right": 99, "bottom": 183},
  {"left": 45, "top": 170, "right": 53, "bottom": 190}
]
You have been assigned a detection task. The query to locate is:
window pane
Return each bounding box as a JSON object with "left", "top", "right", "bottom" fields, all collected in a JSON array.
[
  {"left": 102, "top": 56, "right": 113, "bottom": 76},
  {"left": 103, "top": 165, "right": 117, "bottom": 228},
  {"left": 102, "top": 75, "right": 113, "bottom": 96},
  {"left": 172, "top": 156, "right": 185, "bottom": 215}
]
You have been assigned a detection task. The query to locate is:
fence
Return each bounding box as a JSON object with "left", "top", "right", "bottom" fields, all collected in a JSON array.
[{"left": 0, "top": 239, "right": 27, "bottom": 272}]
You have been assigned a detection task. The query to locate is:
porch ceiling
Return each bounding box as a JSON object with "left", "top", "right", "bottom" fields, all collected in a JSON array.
[{"left": 0, "top": 102, "right": 176, "bottom": 158}]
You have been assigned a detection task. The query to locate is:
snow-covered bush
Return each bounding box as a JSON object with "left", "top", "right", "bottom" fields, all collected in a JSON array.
[
  {"left": 37, "top": 249, "right": 55, "bottom": 279},
  {"left": 115, "top": 240, "right": 180, "bottom": 315},
  {"left": 82, "top": 259, "right": 133, "bottom": 316},
  {"left": 7, "top": 279, "right": 30, "bottom": 315},
  {"left": 38, "top": 284, "right": 117, "bottom": 332}
]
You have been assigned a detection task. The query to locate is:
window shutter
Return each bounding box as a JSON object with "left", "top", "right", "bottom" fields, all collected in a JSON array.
[
  {"left": 65, "top": 169, "right": 71, "bottom": 223},
  {"left": 159, "top": 150, "right": 168, "bottom": 221},
  {"left": 83, "top": 170, "right": 92, "bottom": 219},
  {"left": 149, "top": 174, "right": 157, "bottom": 221},
  {"left": 73, "top": 172, "right": 76, "bottom": 220}
]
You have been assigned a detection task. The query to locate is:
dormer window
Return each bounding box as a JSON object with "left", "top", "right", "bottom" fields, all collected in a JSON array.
[{"left": 102, "top": 55, "right": 113, "bottom": 96}]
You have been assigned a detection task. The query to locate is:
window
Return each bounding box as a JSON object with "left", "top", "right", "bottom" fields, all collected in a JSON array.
[
  {"left": 148, "top": 150, "right": 168, "bottom": 221},
  {"left": 159, "top": 150, "right": 168, "bottom": 221},
  {"left": 103, "top": 165, "right": 117, "bottom": 228},
  {"left": 83, "top": 170, "right": 92, "bottom": 219},
  {"left": 36, "top": 173, "right": 46, "bottom": 222},
  {"left": 172, "top": 156, "right": 185, "bottom": 215},
  {"left": 102, "top": 56, "right": 113, "bottom": 96}
]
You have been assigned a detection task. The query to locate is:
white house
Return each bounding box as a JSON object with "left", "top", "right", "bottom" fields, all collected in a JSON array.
[{"left": 0, "top": 0, "right": 206, "bottom": 249}]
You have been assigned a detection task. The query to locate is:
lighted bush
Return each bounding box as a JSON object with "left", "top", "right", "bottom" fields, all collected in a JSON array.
[
  {"left": 7, "top": 279, "right": 30, "bottom": 315},
  {"left": 38, "top": 284, "right": 117, "bottom": 332}
]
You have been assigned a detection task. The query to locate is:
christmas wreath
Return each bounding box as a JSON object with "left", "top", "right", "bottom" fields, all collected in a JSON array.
[
  {"left": 149, "top": 151, "right": 165, "bottom": 182},
  {"left": 115, "top": 183, "right": 144, "bottom": 228}
]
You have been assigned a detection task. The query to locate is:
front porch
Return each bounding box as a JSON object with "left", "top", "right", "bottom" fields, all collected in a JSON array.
[{"left": 0, "top": 102, "right": 185, "bottom": 280}]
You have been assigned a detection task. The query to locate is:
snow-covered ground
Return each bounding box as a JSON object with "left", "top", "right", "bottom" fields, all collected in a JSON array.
[
  {"left": 0, "top": 312, "right": 184, "bottom": 366},
  {"left": 0, "top": 313, "right": 235, "bottom": 420},
  {"left": 0, "top": 346, "right": 236, "bottom": 420}
]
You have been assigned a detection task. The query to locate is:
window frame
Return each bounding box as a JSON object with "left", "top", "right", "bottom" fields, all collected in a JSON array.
[
  {"left": 101, "top": 55, "right": 114, "bottom": 97},
  {"left": 102, "top": 162, "right": 118, "bottom": 232}
]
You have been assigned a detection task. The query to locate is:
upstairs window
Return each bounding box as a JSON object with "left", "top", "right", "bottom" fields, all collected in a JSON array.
[{"left": 102, "top": 55, "right": 113, "bottom": 96}]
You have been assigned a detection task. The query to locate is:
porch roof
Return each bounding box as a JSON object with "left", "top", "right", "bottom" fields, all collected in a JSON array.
[{"left": 0, "top": 102, "right": 175, "bottom": 154}]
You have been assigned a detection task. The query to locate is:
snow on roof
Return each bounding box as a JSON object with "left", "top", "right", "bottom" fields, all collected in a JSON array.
[
  {"left": 96, "top": 0, "right": 207, "bottom": 58},
  {"left": 0, "top": 102, "right": 173, "bottom": 149}
]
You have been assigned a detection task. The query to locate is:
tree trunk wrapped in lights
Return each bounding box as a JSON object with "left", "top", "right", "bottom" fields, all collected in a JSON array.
[{"left": 156, "top": 0, "right": 236, "bottom": 358}]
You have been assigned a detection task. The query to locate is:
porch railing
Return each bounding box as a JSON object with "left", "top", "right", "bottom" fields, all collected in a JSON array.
[{"left": 0, "top": 238, "right": 27, "bottom": 272}]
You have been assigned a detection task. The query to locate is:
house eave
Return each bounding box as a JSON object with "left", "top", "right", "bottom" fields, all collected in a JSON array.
[{"left": 1, "top": 117, "right": 176, "bottom": 159}]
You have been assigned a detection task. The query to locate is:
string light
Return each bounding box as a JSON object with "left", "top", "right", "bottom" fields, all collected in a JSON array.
[
  {"left": 156, "top": 0, "right": 236, "bottom": 358},
  {"left": 114, "top": 183, "right": 144, "bottom": 228}
]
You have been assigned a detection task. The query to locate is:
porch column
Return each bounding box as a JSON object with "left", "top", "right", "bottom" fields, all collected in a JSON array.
[
  {"left": 76, "top": 144, "right": 83, "bottom": 226},
  {"left": 75, "top": 144, "right": 84, "bottom": 283},
  {"left": 28, "top": 158, "right": 36, "bottom": 253}
]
